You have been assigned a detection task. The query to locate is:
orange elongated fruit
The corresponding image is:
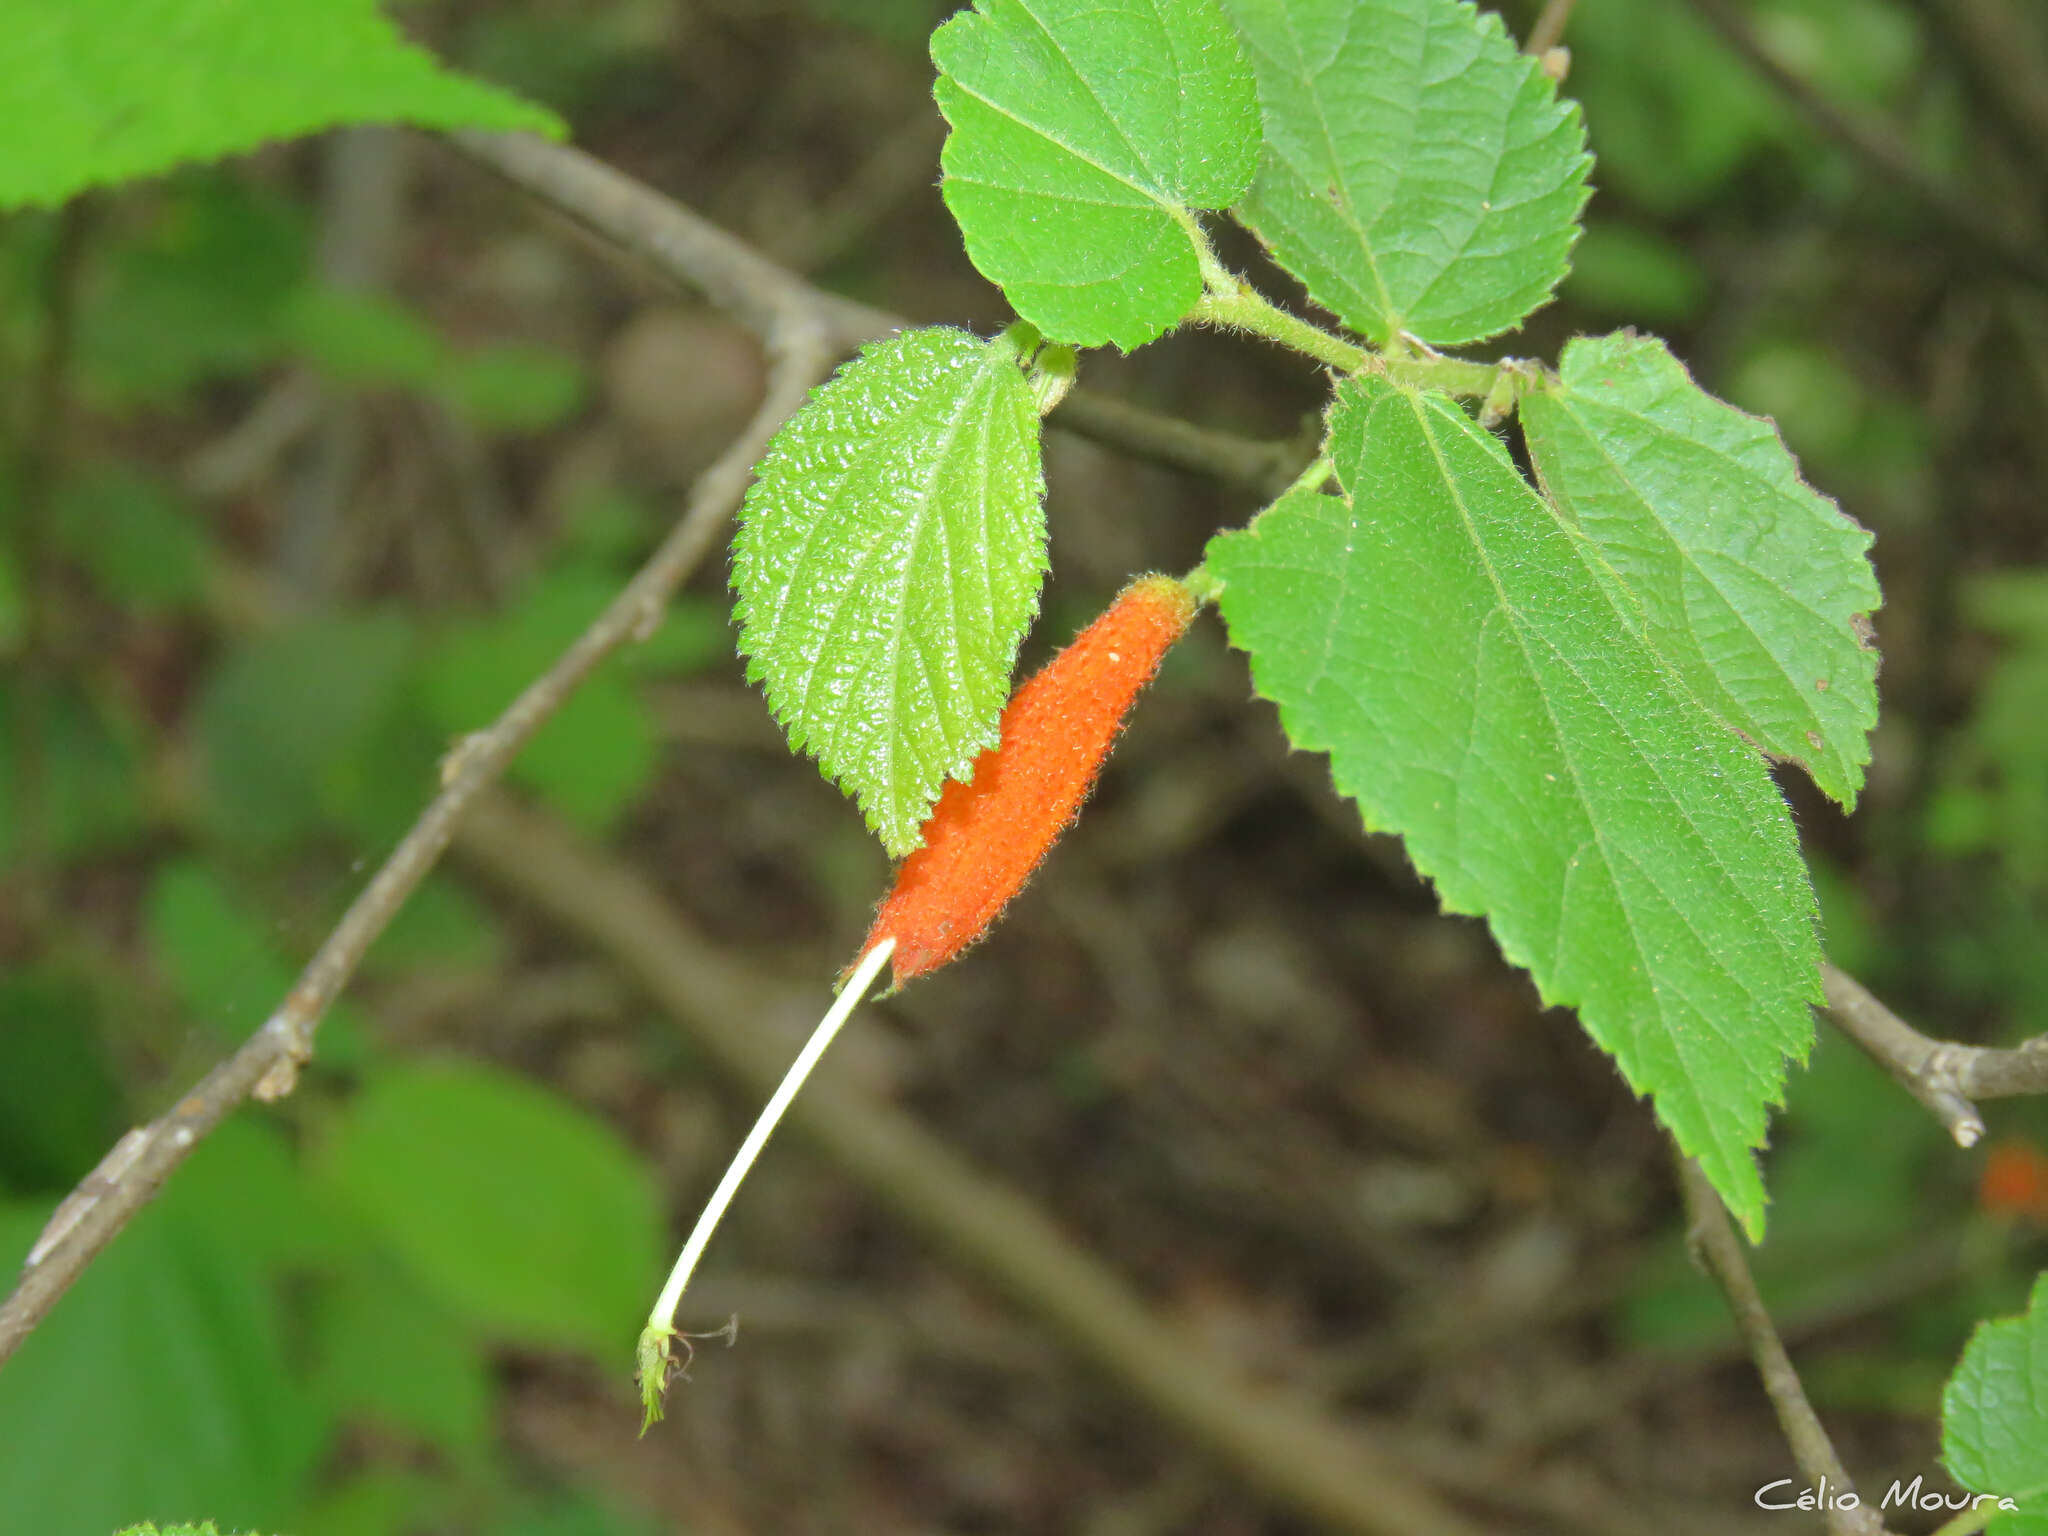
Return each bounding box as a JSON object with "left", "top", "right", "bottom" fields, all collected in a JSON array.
[{"left": 856, "top": 573, "right": 1197, "bottom": 989}]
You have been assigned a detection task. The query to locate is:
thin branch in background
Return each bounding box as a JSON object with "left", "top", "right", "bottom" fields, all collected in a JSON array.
[
  {"left": 1682, "top": 0, "right": 2048, "bottom": 291},
  {"left": 1824, "top": 963, "right": 2048, "bottom": 1129},
  {"left": 1050, "top": 386, "right": 1311, "bottom": 500},
  {"left": 448, "top": 132, "right": 1306, "bottom": 501},
  {"left": 1523, "top": 0, "right": 1579, "bottom": 58},
  {"left": 1824, "top": 969, "right": 1987, "bottom": 1147},
  {"left": 447, "top": 130, "right": 896, "bottom": 348},
  {"left": 1674, "top": 1156, "right": 1889, "bottom": 1536}
]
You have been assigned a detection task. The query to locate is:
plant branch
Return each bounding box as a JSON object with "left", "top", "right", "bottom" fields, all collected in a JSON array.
[
  {"left": 1194, "top": 276, "right": 1370, "bottom": 372},
  {"left": 449, "top": 130, "right": 896, "bottom": 349},
  {"left": 1682, "top": 0, "right": 2048, "bottom": 290},
  {"left": 451, "top": 789, "right": 1492, "bottom": 1536},
  {"left": 0, "top": 130, "right": 872, "bottom": 1372},
  {"left": 1675, "top": 1156, "right": 1888, "bottom": 1536},
  {"left": 1192, "top": 274, "right": 1517, "bottom": 403},
  {"left": 1050, "top": 387, "right": 1312, "bottom": 501},
  {"left": 451, "top": 130, "right": 1307, "bottom": 500},
  {"left": 1822, "top": 962, "right": 2048, "bottom": 1142},
  {"left": 1523, "top": 0, "right": 1580, "bottom": 58}
]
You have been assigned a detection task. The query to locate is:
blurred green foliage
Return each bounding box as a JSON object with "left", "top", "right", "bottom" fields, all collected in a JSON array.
[
  {"left": 0, "top": 16, "right": 713, "bottom": 1527},
  {"left": 1925, "top": 574, "right": 2048, "bottom": 1031}
]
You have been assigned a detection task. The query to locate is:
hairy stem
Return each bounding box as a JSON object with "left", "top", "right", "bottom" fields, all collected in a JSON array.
[{"left": 1193, "top": 276, "right": 1369, "bottom": 372}]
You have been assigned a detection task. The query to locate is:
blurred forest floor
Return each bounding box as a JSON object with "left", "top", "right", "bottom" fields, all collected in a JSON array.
[{"left": 6, "top": 0, "right": 2048, "bottom": 1533}]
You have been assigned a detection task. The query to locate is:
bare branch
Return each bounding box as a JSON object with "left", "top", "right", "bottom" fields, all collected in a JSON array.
[
  {"left": 448, "top": 129, "right": 895, "bottom": 350},
  {"left": 1822, "top": 963, "right": 1986, "bottom": 1145},
  {"left": 1682, "top": 0, "right": 2048, "bottom": 290},
  {"left": 1051, "top": 386, "right": 1312, "bottom": 499},
  {"left": 1523, "top": 0, "right": 1580, "bottom": 58},
  {"left": 450, "top": 131, "right": 1304, "bottom": 500},
  {"left": 1675, "top": 1157, "right": 1888, "bottom": 1536},
  {"left": 1823, "top": 962, "right": 2048, "bottom": 1142}
]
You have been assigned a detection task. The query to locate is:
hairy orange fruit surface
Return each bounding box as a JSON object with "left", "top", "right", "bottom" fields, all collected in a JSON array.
[{"left": 855, "top": 574, "right": 1197, "bottom": 989}]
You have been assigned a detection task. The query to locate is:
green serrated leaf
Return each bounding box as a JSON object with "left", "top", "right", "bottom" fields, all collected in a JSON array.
[
  {"left": 2, "top": 0, "right": 562, "bottom": 210},
  {"left": 1221, "top": 0, "right": 1590, "bottom": 346},
  {"left": 1944, "top": 1273, "right": 2048, "bottom": 1527},
  {"left": 733, "top": 326, "right": 1046, "bottom": 856},
  {"left": 1522, "top": 332, "right": 1880, "bottom": 808},
  {"left": 932, "top": 0, "right": 1259, "bottom": 349},
  {"left": 1207, "top": 376, "right": 1820, "bottom": 1233},
  {"left": 317, "top": 1062, "right": 660, "bottom": 1357}
]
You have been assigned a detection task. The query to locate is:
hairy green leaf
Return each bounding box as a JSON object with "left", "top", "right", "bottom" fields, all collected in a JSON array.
[
  {"left": 1944, "top": 1273, "right": 2048, "bottom": 1526},
  {"left": 1523, "top": 332, "right": 1880, "bottom": 807},
  {"left": 933, "top": 0, "right": 1259, "bottom": 349},
  {"left": 1222, "top": 0, "right": 1589, "bottom": 346},
  {"left": 2, "top": 0, "right": 561, "bottom": 209},
  {"left": 1207, "top": 377, "right": 1820, "bottom": 1232},
  {"left": 733, "top": 326, "right": 1047, "bottom": 856}
]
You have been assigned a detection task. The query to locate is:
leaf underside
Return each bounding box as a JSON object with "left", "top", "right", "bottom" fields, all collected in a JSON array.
[
  {"left": 1208, "top": 376, "right": 1821, "bottom": 1234},
  {"left": 932, "top": 0, "right": 1261, "bottom": 350},
  {"left": 733, "top": 326, "right": 1048, "bottom": 857},
  {"left": 1522, "top": 330, "right": 1881, "bottom": 807},
  {"left": 1221, "top": 0, "right": 1590, "bottom": 346}
]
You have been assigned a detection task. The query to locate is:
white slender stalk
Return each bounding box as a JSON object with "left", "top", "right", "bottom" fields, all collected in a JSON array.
[{"left": 637, "top": 937, "right": 895, "bottom": 1429}]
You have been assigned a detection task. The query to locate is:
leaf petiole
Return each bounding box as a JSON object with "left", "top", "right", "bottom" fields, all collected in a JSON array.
[{"left": 1193, "top": 276, "right": 1369, "bottom": 373}]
